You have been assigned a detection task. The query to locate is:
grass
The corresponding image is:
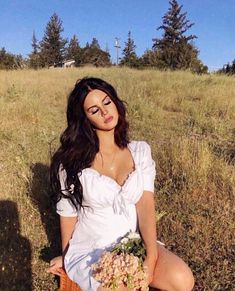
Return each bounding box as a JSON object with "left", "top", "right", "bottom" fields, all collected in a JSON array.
[{"left": 0, "top": 67, "right": 234, "bottom": 290}]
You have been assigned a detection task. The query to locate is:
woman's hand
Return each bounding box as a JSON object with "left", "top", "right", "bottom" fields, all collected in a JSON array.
[
  {"left": 47, "top": 256, "right": 63, "bottom": 276},
  {"left": 143, "top": 255, "right": 157, "bottom": 284}
]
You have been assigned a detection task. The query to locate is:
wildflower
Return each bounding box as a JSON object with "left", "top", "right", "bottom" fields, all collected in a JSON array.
[
  {"left": 120, "top": 237, "right": 129, "bottom": 244},
  {"left": 127, "top": 231, "right": 141, "bottom": 240}
]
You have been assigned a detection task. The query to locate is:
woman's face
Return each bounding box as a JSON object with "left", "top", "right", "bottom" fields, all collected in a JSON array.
[{"left": 83, "top": 89, "right": 119, "bottom": 131}]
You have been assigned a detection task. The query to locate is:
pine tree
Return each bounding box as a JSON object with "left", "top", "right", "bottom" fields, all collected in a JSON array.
[
  {"left": 79, "top": 46, "right": 111, "bottom": 67},
  {"left": 218, "top": 59, "right": 235, "bottom": 75},
  {"left": 0, "top": 47, "right": 24, "bottom": 69},
  {"left": 140, "top": 49, "right": 159, "bottom": 67},
  {"left": 120, "top": 31, "right": 139, "bottom": 68},
  {"left": 40, "top": 13, "right": 67, "bottom": 67},
  {"left": 0, "top": 48, "right": 14, "bottom": 69},
  {"left": 66, "top": 35, "right": 80, "bottom": 60},
  {"left": 152, "top": 0, "right": 205, "bottom": 71},
  {"left": 29, "top": 31, "right": 42, "bottom": 69},
  {"left": 32, "top": 31, "right": 39, "bottom": 54},
  {"left": 90, "top": 38, "right": 100, "bottom": 49}
]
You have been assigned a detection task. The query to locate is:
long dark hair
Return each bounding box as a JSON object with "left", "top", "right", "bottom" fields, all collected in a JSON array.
[{"left": 50, "top": 77, "right": 130, "bottom": 211}]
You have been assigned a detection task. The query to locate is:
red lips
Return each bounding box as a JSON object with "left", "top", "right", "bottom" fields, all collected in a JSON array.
[{"left": 104, "top": 116, "right": 113, "bottom": 123}]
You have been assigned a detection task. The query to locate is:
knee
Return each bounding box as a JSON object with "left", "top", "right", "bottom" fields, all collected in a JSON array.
[{"left": 170, "top": 265, "right": 195, "bottom": 291}]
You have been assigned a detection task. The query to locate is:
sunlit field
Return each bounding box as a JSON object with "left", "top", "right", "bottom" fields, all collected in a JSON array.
[{"left": 0, "top": 67, "right": 234, "bottom": 290}]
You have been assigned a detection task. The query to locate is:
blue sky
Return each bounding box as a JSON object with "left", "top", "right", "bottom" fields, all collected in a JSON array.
[{"left": 0, "top": 0, "right": 235, "bottom": 71}]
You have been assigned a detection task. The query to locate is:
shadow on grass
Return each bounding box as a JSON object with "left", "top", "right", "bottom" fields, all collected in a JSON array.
[
  {"left": 0, "top": 200, "right": 32, "bottom": 291},
  {"left": 29, "top": 163, "right": 61, "bottom": 261}
]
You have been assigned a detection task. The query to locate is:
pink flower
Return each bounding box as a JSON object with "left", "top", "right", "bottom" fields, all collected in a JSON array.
[{"left": 91, "top": 231, "right": 149, "bottom": 290}]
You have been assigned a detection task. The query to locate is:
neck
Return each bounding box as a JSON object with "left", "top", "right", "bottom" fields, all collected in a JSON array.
[{"left": 95, "top": 129, "right": 118, "bottom": 153}]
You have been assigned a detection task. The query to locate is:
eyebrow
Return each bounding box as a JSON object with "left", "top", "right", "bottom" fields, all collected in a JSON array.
[{"left": 86, "top": 95, "right": 109, "bottom": 111}]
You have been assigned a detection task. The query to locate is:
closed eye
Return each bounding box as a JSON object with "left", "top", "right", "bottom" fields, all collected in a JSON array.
[
  {"left": 90, "top": 98, "right": 112, "bottom": 115},
  {"left": 91, "top": 108, "right": 99, "bottom": 115},
  {"left": 104, "top": 100, "right": 111, "bottom": 106}
]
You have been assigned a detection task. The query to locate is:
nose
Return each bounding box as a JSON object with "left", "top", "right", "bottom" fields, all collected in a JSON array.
[{"left": 100, "top": 106, "right": 108, "bottom": 116}]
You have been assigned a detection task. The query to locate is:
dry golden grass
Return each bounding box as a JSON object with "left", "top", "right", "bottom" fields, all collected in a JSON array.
[{"left": 0, "top": 67, "right": 234, "bottom": 290}]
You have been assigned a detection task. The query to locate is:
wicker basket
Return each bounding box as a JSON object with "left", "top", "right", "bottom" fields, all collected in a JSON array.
[
  {"left": 59, "top": 269, "right": 156, "bottom": 291},
  {"left": 60, "top": 269, "right": 82, "bottom": 291}
]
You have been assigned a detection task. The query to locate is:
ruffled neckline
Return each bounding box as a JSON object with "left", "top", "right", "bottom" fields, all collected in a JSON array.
[{"left": 83, "top": 141, "right": 140, "bottom": 189}]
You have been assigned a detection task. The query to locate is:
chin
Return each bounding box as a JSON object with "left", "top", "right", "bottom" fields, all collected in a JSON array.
[
  {"left": 97, "top": 121, "right": 118, "bottom": 131},
  {"left": 102, "top": 125, "right": 117, "bottom": 131}
]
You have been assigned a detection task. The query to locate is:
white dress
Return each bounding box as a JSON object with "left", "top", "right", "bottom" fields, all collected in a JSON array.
[{"left": 56, "top": 140, "right": 157, "bottom": 291}]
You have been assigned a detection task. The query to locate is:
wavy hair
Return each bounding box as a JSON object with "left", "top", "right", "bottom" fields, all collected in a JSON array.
[{"left": 50, "top": 77, "right": 130, "bottom": 211}]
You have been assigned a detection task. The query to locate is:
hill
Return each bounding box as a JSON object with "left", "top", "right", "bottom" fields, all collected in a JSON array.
[{"left": 0, "top": 67, "right": 234, "bottom": 290}]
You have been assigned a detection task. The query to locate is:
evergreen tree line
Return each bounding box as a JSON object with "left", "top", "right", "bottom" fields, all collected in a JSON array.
[
  {"left": 28, "top": 13, "right": 111, "bottom": 69},
  {"left": 217, "top": 59, "right": 235, "bottom": 75},
  {"left": 0, "top": 48, "right": 25, "bottom": 69},
  {"left": 0, "top": 0, "right": 212, "bottom": 73}
]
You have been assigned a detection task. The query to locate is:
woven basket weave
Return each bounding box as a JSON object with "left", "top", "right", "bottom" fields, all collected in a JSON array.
[
  {"left": 60, "top": 269, "right": 82, "bottom": 291},
  {"left": 59, "top": 269, "right": 155, "bottom": 291}
]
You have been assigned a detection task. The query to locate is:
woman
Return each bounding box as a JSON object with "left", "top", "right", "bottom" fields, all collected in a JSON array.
[{"left": 47, "top": 77, "right": 195, "bottom": 291}]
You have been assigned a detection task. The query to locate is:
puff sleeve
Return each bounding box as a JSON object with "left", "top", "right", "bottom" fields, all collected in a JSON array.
[
  {"left": 141, "top": 141, "right": 156, "bottom": 192},
  {"left": 56, "top": 164, "right": 78, "bottom": 217}
]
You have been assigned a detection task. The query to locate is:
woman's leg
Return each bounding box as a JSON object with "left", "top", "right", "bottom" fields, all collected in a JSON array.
[
  {"left": 98, "top": 243, "right": 195, "bottom": 291},
  {"left": 150, "top": 243, "right": 195, "bottom": 291}
]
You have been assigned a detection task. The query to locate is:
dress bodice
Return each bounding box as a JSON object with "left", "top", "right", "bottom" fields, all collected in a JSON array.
[{"left": 56, "top": 140, "right": 156, "bottom": 218}]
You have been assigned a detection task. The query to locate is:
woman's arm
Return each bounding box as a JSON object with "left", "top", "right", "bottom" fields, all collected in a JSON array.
[
  {"left": 136, "top": 191, "right": 158, "bottom": 258},
  {"left": 47, "top": 215, "right": 77, "bottom": 276},
  {"left": 48, "top": 164, "right": 78, "bottom": 275},
  {"left": 60, "top": 216, "right": 78, "bottom": 252},
  {"left": 136, "top": 190, "right": 158, "bottom": 283}
]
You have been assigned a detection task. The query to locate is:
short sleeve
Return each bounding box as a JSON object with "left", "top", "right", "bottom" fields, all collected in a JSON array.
[
  {"left": 141, "top": 142, "right": 156, "bottom": 192},
  {"left": 56, "top": 164, "right": 78, "bottom": 217}
]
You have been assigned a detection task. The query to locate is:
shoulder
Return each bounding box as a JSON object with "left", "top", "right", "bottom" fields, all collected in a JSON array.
[
  {"left": 130, "top": 141, "right": 156, "bottom": 189},
  {"left": 128, "top": 140, "right": 154, "bottom": 166},
  {"left": 129, "top": 140, "right": 152, "bottom": 153}
]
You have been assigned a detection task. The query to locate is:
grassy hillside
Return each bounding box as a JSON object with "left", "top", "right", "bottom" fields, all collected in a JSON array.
[{"left": 0, "top": 67, "right": 234, "bottom": 290}]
